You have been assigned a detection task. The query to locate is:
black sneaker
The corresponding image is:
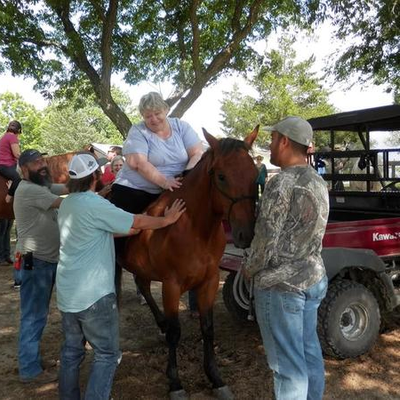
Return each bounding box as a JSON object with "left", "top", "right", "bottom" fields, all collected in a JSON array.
[{"left": 13, "top": 282, "right": 21, "bottom": 290}]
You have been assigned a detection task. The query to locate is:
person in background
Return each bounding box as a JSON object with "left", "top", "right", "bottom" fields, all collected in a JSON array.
[
  {"left": 110, "top": 92, "right": 203, "bottom": 304},
  {"left": 57, "top": 152, "right": 185, "bottom": 400},
  {"left": 14, "top": 149, "right": 68, "bottom": 384},
  {"left": 255, "top": 155, "right": 268, "bottom": 196},
  {"left": 101, "top": 146, "right": 122, "bottom": 185},
  {"left": 105, "top": 155, "right": 124, "bottom": 184},
  {"left": 0, "top": 120, "right": 22, "bottom": 187},
  {"left": 245, "top": 117, "right": 329, "bottom": 400}
]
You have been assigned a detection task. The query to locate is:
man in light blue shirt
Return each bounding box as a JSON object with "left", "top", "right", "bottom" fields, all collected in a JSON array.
[{"left": 57, "top": 152, "right": 185, "bottom": 400}]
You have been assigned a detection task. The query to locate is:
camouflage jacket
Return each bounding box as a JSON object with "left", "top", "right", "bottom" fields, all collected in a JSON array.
[{"left": 245, "top": 165, "right": 329, "bottom": 291}]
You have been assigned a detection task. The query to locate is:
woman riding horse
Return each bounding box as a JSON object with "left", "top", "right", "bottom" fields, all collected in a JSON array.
[{"left": 118, "top": 127, "right": 259, "bottom": 399}]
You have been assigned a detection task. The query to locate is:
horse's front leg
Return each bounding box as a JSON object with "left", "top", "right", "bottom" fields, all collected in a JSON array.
[
  {"left": 197, "top": 275, "right": 234, "bottom": 400},
  {"left": 136, "top": 278, "right": 168, "bottom": 333},
  {"left": 162, "top": 281, "right": 187, "bottom": 400}
]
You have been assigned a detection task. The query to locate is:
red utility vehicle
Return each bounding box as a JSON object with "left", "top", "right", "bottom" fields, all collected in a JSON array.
[{"left": 220, "top": 105, "right": 400, "bottom": 359}]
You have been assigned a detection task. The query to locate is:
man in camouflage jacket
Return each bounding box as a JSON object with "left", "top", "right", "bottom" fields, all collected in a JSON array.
[{"left": 245, "top": 116, "right": 329, "bottom": 400}]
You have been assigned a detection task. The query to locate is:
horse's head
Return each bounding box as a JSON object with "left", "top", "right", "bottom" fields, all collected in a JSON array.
[{"left": 202, "top": 126, "right": 259, "bottom": 248}]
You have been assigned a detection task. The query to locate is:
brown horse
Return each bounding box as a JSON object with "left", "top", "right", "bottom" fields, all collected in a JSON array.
[
  {"left": 118, "top": 128, "right": 259, "bottom": 399},
  {"left": 0, "top": 150, "right": 90, "bottom": 219}
]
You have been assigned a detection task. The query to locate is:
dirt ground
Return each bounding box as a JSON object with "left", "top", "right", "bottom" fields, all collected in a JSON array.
[{"left": 1, "top": 254, "right": 400, "bottom": 400}]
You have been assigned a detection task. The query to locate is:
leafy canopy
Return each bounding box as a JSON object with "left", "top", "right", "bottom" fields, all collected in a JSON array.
[
  {"left": 328, "top": 0, "right": 400, "bottom": 102},
  {"left": 0, "top": 0, "right": 323, "bottom": 137},
  {"left": 220, "top": 36, "right": 336, "bottom": 148}
]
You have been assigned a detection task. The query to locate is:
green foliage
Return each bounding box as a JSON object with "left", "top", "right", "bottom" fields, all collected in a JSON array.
[
  {"left": 220, "top": 36, "right": 336, "bottom": 148},
  {"left": 0, "top": 1, "right": 326, "bottom": 135},
  {"left": 329, "top": 0, "right": 400, "bottom": 100},
  {"left": 38, "top": 104, "right": 112, "bottom": 155},
  {"left": 0, "top": 86, "right": 139, "bottom": 156},
  {"left": 0, "top": 92, "right": 42, "bottom": 148},
  {"left": 37, "top": 85, "right": 139, "bottom": 155}
]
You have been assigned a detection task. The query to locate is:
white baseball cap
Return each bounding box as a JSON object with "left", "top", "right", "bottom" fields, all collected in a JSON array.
[
  {"left": 264, "top": 116, "right": 313, "bottom": 147},
  {"left": 68, "top": 153, "right": 107, "bottom": 180}
]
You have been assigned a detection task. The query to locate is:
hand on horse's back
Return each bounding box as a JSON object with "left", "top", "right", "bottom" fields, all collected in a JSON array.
[{"left": 164, "top": 199, "right": 186, "bottom": 223}]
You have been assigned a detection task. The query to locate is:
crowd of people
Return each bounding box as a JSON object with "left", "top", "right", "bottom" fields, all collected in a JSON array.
[{"left": 0, "top": 94, "right": 329, "bottom": 400}]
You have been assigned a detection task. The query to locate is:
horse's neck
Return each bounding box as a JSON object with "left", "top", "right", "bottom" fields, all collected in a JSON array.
[{"left": 179, "top": 157, "right": 222, "bottom": 232}]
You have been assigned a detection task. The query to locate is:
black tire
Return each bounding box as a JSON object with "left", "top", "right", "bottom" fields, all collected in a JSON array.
[
  {"left": 222, "top": 272, "right": 252, "bottom": 323},
  {"left": 318, "top": 279, "right": 381, "bottom": 359}
]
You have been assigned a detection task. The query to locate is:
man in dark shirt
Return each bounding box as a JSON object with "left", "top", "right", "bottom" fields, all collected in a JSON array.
[{"left": 245, "top": 116, "right": 329, "bottom": 400}]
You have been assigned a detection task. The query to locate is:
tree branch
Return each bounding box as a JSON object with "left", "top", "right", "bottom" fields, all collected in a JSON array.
[
  {"left": 88, "top": 0, "right": 106, "bottom": 23},
  {"left": 205, "top": 0, "right": 262, "bottom": 81},
  {"left": 189, "top": 0, "right": 202, "bottom": 78},
  {"left": 101, "top": 0, "right": 118, "bottom": 88},
  {"left": 52, "top": 0, "right": 101, "bottom": 87},
  {"left": 171, "top": 0, "right": 263, "bottom": 118},
  {"left": 232, "top": 0, "right": 245, "bottom": 31},
  {"left": 52, "top": 0, "right": 131, "bottom": 137}
]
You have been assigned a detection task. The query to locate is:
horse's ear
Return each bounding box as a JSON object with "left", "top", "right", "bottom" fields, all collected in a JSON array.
[
  {"left": 244, "top": 125, "right": 259, "bottom": 147},
  {"left": 202, "top": 128, "right": 219, "bottom": 150}
]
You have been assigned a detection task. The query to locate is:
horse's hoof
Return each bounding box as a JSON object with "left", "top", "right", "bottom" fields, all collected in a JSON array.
[
  {"left": 213, "top": 385, "right": 234, "bottom": 400},
  {"left": 169, "top": 389, "right": 189, "bottom": 400}
]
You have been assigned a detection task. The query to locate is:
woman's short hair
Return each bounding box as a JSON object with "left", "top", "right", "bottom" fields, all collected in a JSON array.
[
  {"left": 7, "top": 120, "right": 22, "bottom": 134},
  {"left": 108, "top": 146, "right": 122, "bottom": 156},
  {"left": 110, "top": 155, "right": 124, "bottom": 172},
  {"left": 138, "top": 92, "right": 169, "bottom": 115}
]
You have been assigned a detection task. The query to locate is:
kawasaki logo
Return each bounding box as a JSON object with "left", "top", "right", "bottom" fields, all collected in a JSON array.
[{"left": 372, "top": 232, "right": 399, "bottom": 241}]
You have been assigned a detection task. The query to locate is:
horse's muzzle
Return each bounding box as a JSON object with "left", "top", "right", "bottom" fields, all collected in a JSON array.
[{"left": 231, "top": 224, "right": 255, "bottom": 249}]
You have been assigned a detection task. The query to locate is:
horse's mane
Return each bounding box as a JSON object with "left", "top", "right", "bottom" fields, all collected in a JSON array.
[
  {"left": 217, "top": 137, "right": 251, "bottom": 155},
  {"left": 188, "top": 137, "right": 251, "bottom": 174},
  {"left": 46, "top": 151, "right": 76, "bottom": 160}
]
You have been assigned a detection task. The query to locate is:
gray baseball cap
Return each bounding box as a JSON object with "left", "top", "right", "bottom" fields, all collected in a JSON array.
[{"left": 264, "top": 116, "right": 313, "bottom": 147}]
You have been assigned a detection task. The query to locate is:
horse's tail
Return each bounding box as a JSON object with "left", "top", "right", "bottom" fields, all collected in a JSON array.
[
  {"left": 114, "top": 237, "right": 127, "bottom": 308},
  {"left": 115, "top": 260, "right": 123, "bottom": 308}
]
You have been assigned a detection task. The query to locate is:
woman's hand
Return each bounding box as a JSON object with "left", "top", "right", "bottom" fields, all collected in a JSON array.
[
  {"left": 164, "top": 199, "right": 186, "bottom": 223},
  {"left": 163, "top": 177, "right": 182, "bottom": 192},
  {"left": 98, "top": 184, "right": 112, "bottom": 198}
]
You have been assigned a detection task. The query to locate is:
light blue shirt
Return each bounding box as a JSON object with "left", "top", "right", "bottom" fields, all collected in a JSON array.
[
  {"left": 115, "top": 117, "right": 201, "bottom": 194},
  {"left": 56, "top": 191, "right": 134, "bottom": 313}
]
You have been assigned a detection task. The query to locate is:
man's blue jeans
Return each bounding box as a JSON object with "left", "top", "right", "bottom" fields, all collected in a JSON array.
[
  {"left": 254, "top": 276, "right": 328, "bottom": 400},
  {"left": 18, "top": 257, "right": 57, "bottom": 379},
  {"left": 59, "top": 293, "right": 120, "bottom": 400}
]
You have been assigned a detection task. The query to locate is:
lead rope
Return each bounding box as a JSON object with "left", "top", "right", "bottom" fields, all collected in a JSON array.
[
  {"left": 242, "top": 249, "right": 255, "bottom": 321},
  {"left": 247, "top": 277, "right": 255, "bottom": 321}
]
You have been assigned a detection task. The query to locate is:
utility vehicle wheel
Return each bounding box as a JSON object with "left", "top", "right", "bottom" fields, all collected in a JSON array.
[
  {"left": 222, "top": 271, "right": 254, "bottom": 322},
  {"left": 318, "top": 279, "right": 380, "bottom": 359}
]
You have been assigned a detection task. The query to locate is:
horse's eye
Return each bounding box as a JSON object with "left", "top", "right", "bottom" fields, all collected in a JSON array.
[{"left": 217, "top": 174, "right": 226, "bottom": 182}]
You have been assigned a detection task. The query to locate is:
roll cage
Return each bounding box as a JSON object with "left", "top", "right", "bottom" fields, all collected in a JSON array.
[{"left": 308, "top": 105, "right": 400, "bottom": 221}]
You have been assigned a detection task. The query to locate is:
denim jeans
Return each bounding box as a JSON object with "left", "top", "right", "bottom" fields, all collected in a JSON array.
[
  {"left": 254, "top": 276, "right": 328, "bottom": 400},
  {"left": 0, "top": 218, "right": 12, "bottom": 261},
  {"left": 18, "top": 257, "right": 57, "bottom": 379},
  {"left": 0, "top": 164, "right": 20, "bottom": 182},
  {"left": 59, "top": 293, "right": 120, "bottom": 400}
]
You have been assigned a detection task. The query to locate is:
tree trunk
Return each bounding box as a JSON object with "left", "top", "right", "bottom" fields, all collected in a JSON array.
[
  {"left": 169, "top": 86, "right": 203, "bottom": 118},
  {"left": 97, "top": 93, "right": 132, "bottom": 139}
]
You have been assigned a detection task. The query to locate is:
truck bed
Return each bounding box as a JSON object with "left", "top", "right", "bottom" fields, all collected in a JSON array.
[
  {"left": 323, "top": 217, "right": 400, "bottom": 258},
  {"left": 221, "top": 216, "right": 400, "bottom": 271}
]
